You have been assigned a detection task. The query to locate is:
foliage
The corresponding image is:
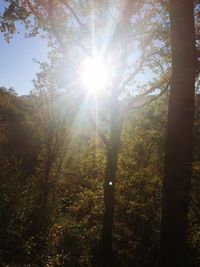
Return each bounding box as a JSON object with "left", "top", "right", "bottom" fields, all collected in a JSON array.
[{"left": 0, "top": 0, "right": 200, "bottom": 266}]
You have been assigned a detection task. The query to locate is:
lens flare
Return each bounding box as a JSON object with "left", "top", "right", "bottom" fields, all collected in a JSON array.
[{"left": 80, "top": 54, "right": 110, "bottom": 95}]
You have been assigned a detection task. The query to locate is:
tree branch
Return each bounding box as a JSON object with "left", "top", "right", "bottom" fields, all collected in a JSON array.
[
  {"left": 130, "top": 79, "right": 170, "bottom": 110},
  {"left": 60, "top": 0, "right": 89, "bottom": 33},
  {"left": 88, "top": 114, "right": 110, "bottom": 148}
]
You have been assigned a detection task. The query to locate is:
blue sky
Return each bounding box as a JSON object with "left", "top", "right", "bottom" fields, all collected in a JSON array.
[
  {"left": 0, "top": 23, "right": 48, "bottom": 95},
  {"left": 0, "top": 3, "right": 154, "bottom": 97}
]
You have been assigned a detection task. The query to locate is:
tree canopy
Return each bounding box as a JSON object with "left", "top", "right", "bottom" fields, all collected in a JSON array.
[{"left": 0, "top": 1, "right": 200, "bottom": 266}]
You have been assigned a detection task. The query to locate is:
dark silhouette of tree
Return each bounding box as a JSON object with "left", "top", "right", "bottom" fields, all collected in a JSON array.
[{"left": 159, "top": 0, "right": 196, "bottom": 266}]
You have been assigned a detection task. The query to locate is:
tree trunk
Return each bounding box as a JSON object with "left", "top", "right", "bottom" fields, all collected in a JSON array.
[
  {"left": 159, "top": 0, "right": 196, "bottom": 266},
  {"left": 100, "top": 94, "right": 120, "bottom": 267}
]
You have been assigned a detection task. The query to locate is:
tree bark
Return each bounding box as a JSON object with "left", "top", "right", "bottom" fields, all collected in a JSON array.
[
  {"left": 159, "top": 0, "right": 196, "bottom": 266},
  {"left": 100, "top": 94, "right": 120, "bottom": 267}
]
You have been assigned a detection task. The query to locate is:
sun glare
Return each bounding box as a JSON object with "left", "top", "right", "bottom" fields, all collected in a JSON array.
[{"left": 80, "top": 54, "right": 110, "bottom": 95}]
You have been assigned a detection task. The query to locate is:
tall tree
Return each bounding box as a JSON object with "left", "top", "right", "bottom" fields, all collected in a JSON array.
[
  {"left": 159, "top": 0, "right": 196, "bottom": 266},
  {"left": 0, "top": 1, "right": 171, "bottom": 265}
]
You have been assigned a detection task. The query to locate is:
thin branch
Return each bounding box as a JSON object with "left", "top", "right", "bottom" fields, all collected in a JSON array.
[
  {"left": 119, "top": 48, "right": 162, "bottom": 92},
  {"left": 59, "top": 1, "right": 91, "bottom": 55},
  {"left": 130, "top": 80, "right": 170, "bottom": 110},
  {"left": 88, "top": 114, "right": 110, "bottom": 148},
  {"left": 60, "top": 0, "right": 89, "bottom": 33},
  {"left": 48, "top": 0, "right": 64, "bottom": 47},
  {"left": 25, "top": 0, "right": 90, "bottom": 56},
  {"left": 119, "top": 55, "right": 145, "bottom": 92}
]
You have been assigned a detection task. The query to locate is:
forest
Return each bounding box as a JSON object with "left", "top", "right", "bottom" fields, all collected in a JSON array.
[{"left": 0, "top": 0, "right": 199, "bottom": 266}]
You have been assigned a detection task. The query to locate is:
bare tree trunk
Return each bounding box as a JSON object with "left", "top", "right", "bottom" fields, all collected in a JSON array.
[
  {"left": 99, "top": 94, "right": 120, "bottom": 267},
  {"left": 159, "top": 0, "right": 196, "bottom": 266}
]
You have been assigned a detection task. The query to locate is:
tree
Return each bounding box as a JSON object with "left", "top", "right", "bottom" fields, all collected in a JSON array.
[
  {"left": 0, "top": 1, "right": 171, "bottom": 265},
  {"left": 159, "top": 0, "right": 196, "bottom": 266}
]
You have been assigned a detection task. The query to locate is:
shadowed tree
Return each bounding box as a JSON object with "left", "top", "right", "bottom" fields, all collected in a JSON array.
[{"left": 159, "top": 0, "right": 196, "bottom": 266}]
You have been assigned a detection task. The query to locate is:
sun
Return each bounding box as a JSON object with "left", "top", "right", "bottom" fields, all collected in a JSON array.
[{"left": 80, "top": 54, "right": 110, "bottom": 95}]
